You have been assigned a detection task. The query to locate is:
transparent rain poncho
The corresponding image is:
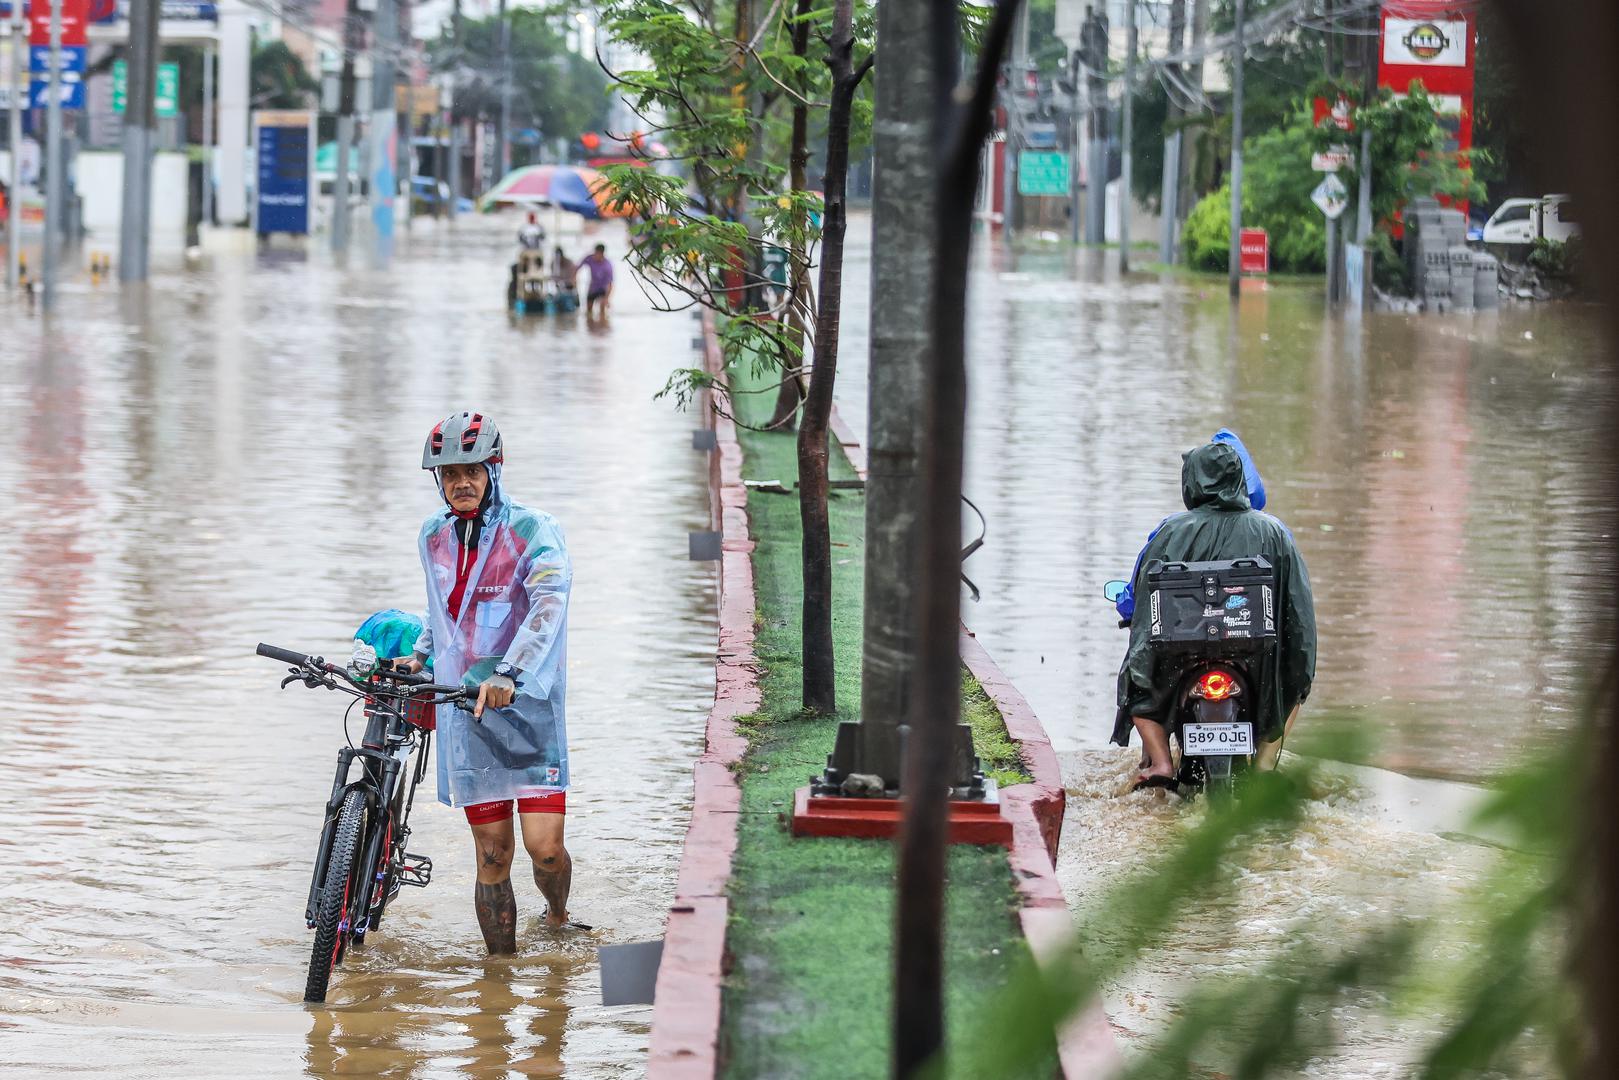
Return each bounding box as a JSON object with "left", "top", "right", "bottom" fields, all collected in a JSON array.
[{"left": 414, "top": 461, "right": 572, "bottom": 806}]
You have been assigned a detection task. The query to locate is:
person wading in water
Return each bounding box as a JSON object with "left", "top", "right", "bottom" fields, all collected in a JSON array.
[{"left": 398, "top": 412, "right": 583, "bottom": 952}]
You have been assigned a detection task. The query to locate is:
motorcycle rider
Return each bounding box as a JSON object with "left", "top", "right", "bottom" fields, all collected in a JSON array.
[
  {"left": 1115, "top": 440, "right": 1316, "bottom": 786},
  {"left": 1114, "top": 428, "right": 1269, "bottom": 622},
  {"left": 397, "top": 412, "right": 577, "bottom": 952}
]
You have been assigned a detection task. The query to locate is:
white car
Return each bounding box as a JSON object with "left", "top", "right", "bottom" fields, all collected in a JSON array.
[{"left": 1482, "top": 194, "right": 1579, "bottom": 245}]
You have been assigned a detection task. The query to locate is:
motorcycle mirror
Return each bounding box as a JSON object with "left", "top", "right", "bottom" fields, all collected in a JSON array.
[{"left": 1102, "top": 579, "right": 1128, "bottom": 603}]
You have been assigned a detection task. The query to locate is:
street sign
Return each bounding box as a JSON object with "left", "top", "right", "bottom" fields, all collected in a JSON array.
[
  {"left": 1239, "top": 228, "right": 1269, "bottom": 275},
  {"left": 156, "top": 62, "right": 178, "bottom": 116},
  {"left": 1311, "top": 174, "right": 1348, "bottom": 219},
  {"left": 29, "top": 77, "right": 84, "bottom": 110},
  {"left": 29, "top": 0, "right": 90, "bottom": 47},
  {"left": 30, "top": 45, "right": 88, "bottom": 76},
  {"left": 1024, "top": 123, "right": 1058, "bottom": 150},
  {"left": 254, "top": 110, "right": 316, "bottom": 236},
  {"left": 1017, "top": 150, "right": 1069, "bottom": 197},
  {"left": 112, "top": 60, "right": 180, "bottom": 117},
  {"left": 1311, "top": 146, "right": 1355, "bottom": 172},
  {"left": 159, "top": 1, "right": 219, "bottom": 18}
]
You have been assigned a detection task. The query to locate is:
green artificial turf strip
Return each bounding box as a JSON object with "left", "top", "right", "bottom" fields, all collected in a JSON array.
[{"left": 716, "top": 354, "right": 1053, "bottom": 1077}]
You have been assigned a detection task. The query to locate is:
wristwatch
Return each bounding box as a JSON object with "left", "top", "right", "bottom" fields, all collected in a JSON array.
[{"left": 493, "top": 662, "right": 518, "bottom": 681}]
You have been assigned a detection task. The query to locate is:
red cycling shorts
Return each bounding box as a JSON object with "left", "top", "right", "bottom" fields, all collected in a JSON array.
[{"left": 463, "top": 792, "right": 566, "bottom": 825}]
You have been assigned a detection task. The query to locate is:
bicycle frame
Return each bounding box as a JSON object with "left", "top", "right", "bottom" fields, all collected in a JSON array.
[{"left": 303, "top": 689, "right": 432, "bottom": 930}]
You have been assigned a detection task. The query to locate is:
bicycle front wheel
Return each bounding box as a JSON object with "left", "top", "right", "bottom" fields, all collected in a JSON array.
[{"left": 305, "top": 788, "right": 367, "bottom": 1004}]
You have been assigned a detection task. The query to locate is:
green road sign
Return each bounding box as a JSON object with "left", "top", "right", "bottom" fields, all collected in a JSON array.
[
  {"left": 1017, "top": 150, "right": 1070, "bottom": 197},
  {"left": 113, "top": 61, "right": 180, "bottom": 118}
]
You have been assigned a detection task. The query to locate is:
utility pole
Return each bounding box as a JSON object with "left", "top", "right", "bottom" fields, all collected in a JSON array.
[
  {"left": 369, "top": 0, "right": 396, "bottom": 263},
  {"left": 1324, "top": 0, "right": 1338, "bottom": 304},
  {"left": 1356, "top": 1, "right": 1377, "bottom": 246},
  {"left": 6, "top": 0, "right": 22, "bottom": 289},
  {"left": 332, "top": 0, "right": 362, "bottom": 253},
  {"left": 42, "top": 0, "right": 63, "bottom": 308},
  {"left": 201, "top": 44, "right": 214, "bottom": 228},
  {"left": 119, "top": 0, "right": 159, "bottom": 284},
  {"left": 828, "top": 0, "right": 936, "bottom": 798},
  {"left": 1118, "top": 0, "right": 1136, "bottom": 271},
  {"left": 1180, "top": 0, "right": 1208, "bottom": 228},
  {"left": 1159, "top": 0, "right": 1187, "bottom": 264},
  {"left": 1004, "top": 2, "right": 1029, "bottom": 243},
  {"left": 495, "top": 0, "right": 510, "bottom": 180},
  {"left": 1083, "top": 5, "right": 1108, "bottom": 244},
  {"left": 1069, "top": 47, "right": 1082, "bottom": 243},
  {"left": 1227, "top": 0, "right": 1245, "bottom": 298},
  {"left": 448, "top": 0, "right": 462, "bottom": 208}
]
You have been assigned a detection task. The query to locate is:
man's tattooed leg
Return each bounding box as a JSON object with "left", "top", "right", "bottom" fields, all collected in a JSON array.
[
  {"left": 474, "top": 879, "right": 518, "bottom": 954},
  {"left": 532, "top": 848, "right": 572, "bottom": 929}
]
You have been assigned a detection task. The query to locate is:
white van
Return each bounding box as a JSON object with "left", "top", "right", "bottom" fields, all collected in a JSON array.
[{"left": 1482, "top": 194, "right": 1579, "bottom": 245}]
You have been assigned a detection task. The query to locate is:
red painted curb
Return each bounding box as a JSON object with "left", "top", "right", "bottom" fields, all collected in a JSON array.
[{"left": 648, "top": 311, "right": 757, "bottom": 1078}]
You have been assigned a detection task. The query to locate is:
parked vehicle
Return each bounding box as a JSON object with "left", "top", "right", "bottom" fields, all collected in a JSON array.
[
  {"left": 1105, "top": 557, "right": 1278, "bottom": 798},
  {"left": 256, "top": 641, "right": 475, "bottom": 1002},
  {"left": 1482, "top": 194, "right": 1579, "bottom": 246}
]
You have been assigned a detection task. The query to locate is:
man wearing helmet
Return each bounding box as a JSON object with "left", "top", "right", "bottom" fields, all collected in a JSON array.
[{"left": 398, "top": 411, "right": 577, "bottom": 953}]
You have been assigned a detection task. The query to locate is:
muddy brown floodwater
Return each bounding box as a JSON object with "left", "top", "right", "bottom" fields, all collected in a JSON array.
[
  {"left": 834, "top": 213, "right": 1613, "bottom": 1073},
  {"left": 0, "top": 217, "right": 716, "bottom": 1077}
]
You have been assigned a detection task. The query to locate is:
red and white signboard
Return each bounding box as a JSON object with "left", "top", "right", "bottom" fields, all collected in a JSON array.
[
  {"left": 1380, "top": 2, "right": 1475, "bottom": 153},
  {"left": 1382, "top": 16, "right": 1469, "bottom": 68},
  {"left": 29, "top": 0, "right": 91, "bottom": 47},
  {"left": 1239, "top": 228, "right": 1269, "bottom": 275}
]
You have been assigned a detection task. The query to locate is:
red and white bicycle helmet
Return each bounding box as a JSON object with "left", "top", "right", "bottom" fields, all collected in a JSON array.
[{"left": 422, "top": 411, "right": 504, "bottom": 469}]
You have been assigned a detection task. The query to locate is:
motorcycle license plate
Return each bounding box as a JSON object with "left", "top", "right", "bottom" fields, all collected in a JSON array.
[{"left": 1182, "top": 722, "right": 1253, "bottom": 756}]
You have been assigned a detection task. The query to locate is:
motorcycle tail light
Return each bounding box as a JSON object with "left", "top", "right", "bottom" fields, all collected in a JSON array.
[{"left": 1193, "top": 669, "right": 1239, "bottom": 701}]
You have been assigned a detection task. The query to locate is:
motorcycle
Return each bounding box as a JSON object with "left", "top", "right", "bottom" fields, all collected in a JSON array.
[{"left": 1104, "top": 557, "right": 1276, "bottom": 797}]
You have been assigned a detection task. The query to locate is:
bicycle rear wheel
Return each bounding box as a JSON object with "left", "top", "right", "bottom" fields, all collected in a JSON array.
[{"left": 305, "top": 788, "right": 367, "bottom": 1003}]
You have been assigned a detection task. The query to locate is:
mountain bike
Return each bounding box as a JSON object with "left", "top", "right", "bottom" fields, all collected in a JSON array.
[{"left": 256, "top": 642, "right": 475, "bottom": 1003}]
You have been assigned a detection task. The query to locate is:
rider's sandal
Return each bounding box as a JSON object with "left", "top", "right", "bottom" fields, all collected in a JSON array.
[
  {"left": 1131, "top": 774, "right": 1178, "bottom": 793},
  {"left": 543, "top": 910, "right": 594, "bottom": 931}
]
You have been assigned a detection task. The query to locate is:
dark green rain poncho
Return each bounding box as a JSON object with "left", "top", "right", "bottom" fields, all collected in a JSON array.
[{"left": 1113, "top": 442, "right": 1317, "bottom": 746}]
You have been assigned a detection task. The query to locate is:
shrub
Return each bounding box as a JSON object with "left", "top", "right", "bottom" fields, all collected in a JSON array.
[{"left": 1183, "top": 185, "right": 1232, "bottom": 272}]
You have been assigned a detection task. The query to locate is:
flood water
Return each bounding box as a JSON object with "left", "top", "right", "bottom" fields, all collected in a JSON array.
[
  {"left": 0, "top": 217, "right": 716, "bottom": 1077},
  {"left": 833, "top": 212, "right": 1612, "bottom": 1072},
  {"left": 2, "top": 205, "right": 1608, "bottom": 1077}
]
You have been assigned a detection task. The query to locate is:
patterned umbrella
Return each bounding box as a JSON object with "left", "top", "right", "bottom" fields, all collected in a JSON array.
[{"left": 477, "top": 165, "right": 631, "bottom": 219}]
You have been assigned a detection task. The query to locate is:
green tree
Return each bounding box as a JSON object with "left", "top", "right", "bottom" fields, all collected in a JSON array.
[
  {"left": 1181, "top": 85, "right": 1486, "bottom": 278},
  {"left": 602, "top": 0, "right": 874, "bottom": 714},
  {"left": 251, "top": 40, "right": 318, "bottom": 110},
  {"left": 431, "top": 9, "right": 608, "bottom": 155}
]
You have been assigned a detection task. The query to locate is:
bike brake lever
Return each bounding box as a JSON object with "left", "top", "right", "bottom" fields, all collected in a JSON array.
[{"left": 280, "top": 673, "right": 303, "bottom": 689}]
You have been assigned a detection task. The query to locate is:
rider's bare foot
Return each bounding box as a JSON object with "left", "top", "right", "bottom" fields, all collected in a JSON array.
[{"left": 1133, "top": 762, "right": 1175, "bottom": 785}]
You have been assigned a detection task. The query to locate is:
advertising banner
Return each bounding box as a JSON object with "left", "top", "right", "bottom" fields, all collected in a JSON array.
[
  {"left": 1382, "top": 16, "right": 1468, "bottom": 68},
  {"left": 254, "top": 110, "right": 315, "bottom": 236},
  {"left": 1239, "top": 228, "right": 1269, "bottom": 275}
]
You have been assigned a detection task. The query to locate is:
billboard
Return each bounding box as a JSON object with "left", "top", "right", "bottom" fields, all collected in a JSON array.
[{"left": 254, "top": 111, "right": 315, "bottom": 236}]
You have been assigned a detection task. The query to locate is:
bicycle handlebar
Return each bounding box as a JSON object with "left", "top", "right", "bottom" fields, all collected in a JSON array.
[
  {"left": 257, "top": 642, "right": 310, "bottom": 667},
  {"left": 256, "top": 642, "right": 475, "bottom": 702}
]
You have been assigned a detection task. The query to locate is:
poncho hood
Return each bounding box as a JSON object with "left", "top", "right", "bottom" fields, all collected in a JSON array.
[{"left": 1181, "top": 442, "right": 1251, "bottom": 512}]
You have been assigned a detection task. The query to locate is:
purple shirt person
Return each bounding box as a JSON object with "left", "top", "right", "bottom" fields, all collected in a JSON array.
[{"left": 578, "top": 244, "right": 614, "bottom": 319}]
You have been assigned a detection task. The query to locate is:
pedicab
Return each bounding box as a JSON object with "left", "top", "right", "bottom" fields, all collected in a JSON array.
[{"left": 481, "top": 165, "right": 629, "bottom": 316}]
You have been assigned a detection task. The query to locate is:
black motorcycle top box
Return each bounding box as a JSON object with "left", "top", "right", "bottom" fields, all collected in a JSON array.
[{"left": 1145, "top": 557, "right": 1277, "bottom": 651}]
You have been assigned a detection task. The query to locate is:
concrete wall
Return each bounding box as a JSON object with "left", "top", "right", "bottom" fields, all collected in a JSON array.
[{"left": 77, "top": 151, "right": 191, "bottom": 244}]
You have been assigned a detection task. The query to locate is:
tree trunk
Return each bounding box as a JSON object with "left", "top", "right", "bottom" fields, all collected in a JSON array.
[
  {"left": 796, "top": 0, "right": 869, "bottom": 715},
  {"left": 849, "top": 0, "right": 938, "bottom": 789},
  {"left": 892, "top": 0, "right": 1021, "bottom": 1072},
  {"left": 768, "top": 0, "right": 814, "bottom": 432}
]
